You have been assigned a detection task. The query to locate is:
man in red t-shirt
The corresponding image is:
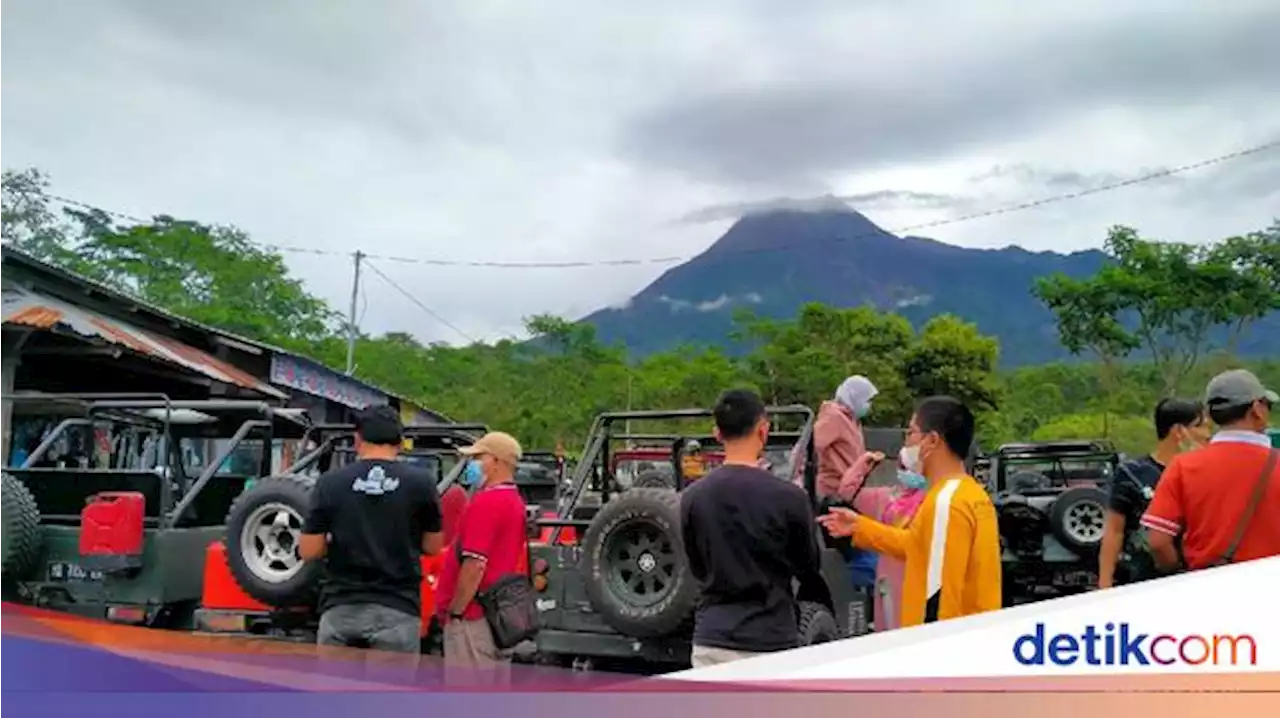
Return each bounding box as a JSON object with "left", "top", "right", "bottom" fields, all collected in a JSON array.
[
  {"left": 439, "top": 484, "right": 468, "bottom": 546},
  {"left": 436, "top": 431, "right": 527, "bottom": 683},
  {"left": 1142, "top": 369, "right": 1280, "bottom": 571}
]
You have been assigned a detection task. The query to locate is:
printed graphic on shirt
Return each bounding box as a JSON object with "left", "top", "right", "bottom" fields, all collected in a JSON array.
[{"left": 350, "top": 464, "right": 400, "bottom": 496}]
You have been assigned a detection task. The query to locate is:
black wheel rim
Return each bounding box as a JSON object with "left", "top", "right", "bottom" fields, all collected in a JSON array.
[{"left": 604, "top": 520, "right": 678, "bottom": 607}]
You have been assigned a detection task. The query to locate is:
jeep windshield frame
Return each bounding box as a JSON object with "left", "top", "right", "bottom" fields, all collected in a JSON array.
[
  {"left": 540, "top": 405, "right": 815, "bottom": 544},
  {"left": 993, "top": 443, "right": 1119, "bottom": 493}
]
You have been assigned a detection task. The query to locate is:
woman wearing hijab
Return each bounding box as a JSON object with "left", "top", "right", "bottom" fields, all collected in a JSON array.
[
  {"left": 811, "top": 376, "right": 886, "bottom": 616},
  {"left": 813, "top": 375, "right": 884, "bottom": 500}
]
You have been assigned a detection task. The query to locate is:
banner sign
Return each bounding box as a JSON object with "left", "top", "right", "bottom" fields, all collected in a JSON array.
[{"left": 268, "top": 354, "right": 388, "bottom": 410}]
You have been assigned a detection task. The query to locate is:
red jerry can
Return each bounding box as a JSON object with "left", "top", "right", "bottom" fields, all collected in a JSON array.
[{"left": 79, "top": 492, "right": 146, "bottom": 571}]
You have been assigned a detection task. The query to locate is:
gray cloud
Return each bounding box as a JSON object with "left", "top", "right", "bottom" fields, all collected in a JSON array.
[
  {"left": 968, "top": 164, "right": 1187, "bottom": 193},
  {"left": 677, "top": 190, "right": 964, "bottom": 224},
  {"left": 622, "top": 2, "right": 1280, "bottom": 186},
  {"left": 1176, "top": 145, "right": 1280, "bottom": 206}
]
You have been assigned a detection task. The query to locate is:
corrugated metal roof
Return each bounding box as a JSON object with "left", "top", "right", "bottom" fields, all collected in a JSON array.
[
  {"left": 1, "top": 246, "right": 452, "bottom": 420},
  {"left": 2, "top": 283, "right": 287, "bottom": 399}
]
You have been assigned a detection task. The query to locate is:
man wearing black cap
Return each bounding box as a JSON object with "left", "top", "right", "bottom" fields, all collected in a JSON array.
[
  {"left": 1141, "top": 369, "right": 1280, "bottom": 573},
  {"left": 300, "top": 405, "right": 444, "bottom": 653}
]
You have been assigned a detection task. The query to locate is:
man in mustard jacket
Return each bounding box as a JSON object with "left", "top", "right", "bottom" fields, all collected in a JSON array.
[{"left": 819, "top": 396, "right": 1002, "bottom": 627}]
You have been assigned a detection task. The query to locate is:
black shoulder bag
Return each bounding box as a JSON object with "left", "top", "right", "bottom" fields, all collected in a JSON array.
[
  {"left": 1207, "top": 449, "right": 1277, "bottom": 568},
  {"left": 1114, "top": 462, "right": 1161, "bottom": 583},
  {"left": 454, "top": 540, "right": 539, "bottom": 650}
]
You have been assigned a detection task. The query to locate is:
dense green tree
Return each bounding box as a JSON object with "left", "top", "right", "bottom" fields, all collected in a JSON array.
[
  {"left": 735, "top": 303, "right": 916, "bottom": 422},
  {"left": 81, "top": 217, "right": 339, "bottom": 346},
  {"left": 902, "top": 315, "right": 1001, "bottom": 411},
  {"left": 2, "top": 168, "right": 93, "bottom": 272},
  {"left": 1037, "top": 225, "right": 1277, "bottom": 395},
  {"left": 1205, "top": 222, "right": 1280, "bottom": 353},
  {"left": 3, "top": 170, "right": 339, "bottom": 348},
  {"left": 1030, "top": 413, "right": 1154, "bottom": 456}
]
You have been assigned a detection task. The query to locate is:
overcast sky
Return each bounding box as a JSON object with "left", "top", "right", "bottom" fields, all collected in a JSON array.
[{"left": 3, "top": 0, "right": 1278, "bottom": 345}]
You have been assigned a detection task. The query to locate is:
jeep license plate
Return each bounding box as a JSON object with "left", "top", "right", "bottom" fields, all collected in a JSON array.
[{"left": 47, "top": 562, "right": 104, "bottom": 582}]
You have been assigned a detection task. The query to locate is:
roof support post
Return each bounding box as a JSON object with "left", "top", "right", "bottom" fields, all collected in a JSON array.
[{"left": 0, "top": 330, "right": 30, "bottom": 468}]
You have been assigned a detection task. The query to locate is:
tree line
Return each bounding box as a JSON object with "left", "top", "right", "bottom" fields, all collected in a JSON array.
[{"left": 4, "top": 167, "right": 1277, "bottom": 456}]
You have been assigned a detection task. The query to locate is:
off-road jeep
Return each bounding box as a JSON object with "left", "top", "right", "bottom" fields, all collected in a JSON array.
[
  {"left": 988, "top": 440, "right": 1118, "bottom": 605},
  {"left": 1, "top": 393, "right": 309, "bottom": 628},
  {"left": 526, "top": 406, "right": 871, "bottom": 672}
]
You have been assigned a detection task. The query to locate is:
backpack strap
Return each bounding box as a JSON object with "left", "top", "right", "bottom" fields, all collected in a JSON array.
[
  {"left": 1115, "top": 461, "right": 1146, "bottom": 493},
  {"left": 1215, "top": 449, "right": 1277, "bottom": 567}
]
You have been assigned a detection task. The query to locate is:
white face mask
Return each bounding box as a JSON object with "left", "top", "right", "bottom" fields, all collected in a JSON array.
[{"left": 899, "top": 444, "right": 922, "bottom": 474}]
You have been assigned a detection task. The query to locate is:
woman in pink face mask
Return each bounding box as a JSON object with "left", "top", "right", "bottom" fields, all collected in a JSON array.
[{"left": 836, "top": 451, "right": 928, "bottom": 633}]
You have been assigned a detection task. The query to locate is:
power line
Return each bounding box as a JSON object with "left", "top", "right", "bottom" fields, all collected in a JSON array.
[
  {"left": 362, "top": 258, "right": 477, "bottom": 343},
  {"left": 16, "top": 192, "right": 333, "bottom": 258},
  {"left": 21, "top": 138, "right": 1279, "bottom": 269}
]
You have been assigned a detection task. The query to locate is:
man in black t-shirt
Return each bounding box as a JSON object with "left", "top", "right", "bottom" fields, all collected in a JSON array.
[
  {"left": 1098, "top": 398, "right": 1208, "bottom": 588},
  {"left": 680, "top": 389, "right": 823, "bottom": 668},
  {"left": 300, "top": 406, "right": 443, "bottom": 653}
]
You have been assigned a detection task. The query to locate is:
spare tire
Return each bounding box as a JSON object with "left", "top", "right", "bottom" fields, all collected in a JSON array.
[
  {"left": 1049, "top": 486, "right": 1109, "bottom": 554},
  {"left": 581, "top": 488, "right": 698, "bottom": 637},
  {"left": 797, "top": 601, "right": 838, "bottom": 646},
  {"left": 2, "top": 473, "right": 42, "bottom": 578},
  {"left": 631, "top": 470, "right": 674, "bottom": 490},
  {"left": 1008, "top": 470, "right": 1051, "bottom": 492},
  {"left": 995, "top": 493, "right": 1049, "bottom": 538},
  {"left": 225, "top": 474, "right": 322, "bottom": 607}
]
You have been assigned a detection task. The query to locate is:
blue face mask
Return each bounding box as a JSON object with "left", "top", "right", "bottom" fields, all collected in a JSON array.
[
  {"left": 856, "top": 404, "right": 872, "bottom": 419},
  {"left": 897, "top": 469, "right": 927, "bottom": 491},
  {"left": 463, "top": 460, "right": 484, "bottom": 487}
]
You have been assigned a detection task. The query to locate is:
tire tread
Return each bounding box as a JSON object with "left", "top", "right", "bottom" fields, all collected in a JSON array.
[{"left": 1, "top": 473, "right": 42, "bottom": 577}]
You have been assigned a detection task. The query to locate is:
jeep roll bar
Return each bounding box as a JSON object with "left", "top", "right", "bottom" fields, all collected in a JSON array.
[
  {"left": 993, "top": 440, "right": 1117, "bottom": 457},
  {"left": 542, "top": 405, "right": 815, "bottom": 544},
  {"left": 281, "top": 421, "right": 489, "bottom": 493},
  {"left": 5, "top": 392, "right": 311, "bottom": 528},
  {"left": 10, "top": 394, "right": 302, "bottom": 468},
  {"left": 991, "top": 440, "right": 1120, "bottom": 494},
  {"left": 285, "top": 422, "right": 486, "bottom": 464}
]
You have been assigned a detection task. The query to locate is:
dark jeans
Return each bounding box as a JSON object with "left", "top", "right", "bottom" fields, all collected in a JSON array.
[{"left": 317, "top": 603, "right": 421, "bottom": 654}]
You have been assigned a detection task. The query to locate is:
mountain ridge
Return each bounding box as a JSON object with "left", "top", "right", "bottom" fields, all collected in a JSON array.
[{"left": 579, "top": 206, "right": 1277, "bottom": 366}]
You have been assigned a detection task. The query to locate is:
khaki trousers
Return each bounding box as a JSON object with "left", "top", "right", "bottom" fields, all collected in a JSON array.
[
  {"left": 691, "top": 644, "right": 769, "bottom": 668},
  {"left": 443, "top": 618, "right": 511, "bottom": 686}
]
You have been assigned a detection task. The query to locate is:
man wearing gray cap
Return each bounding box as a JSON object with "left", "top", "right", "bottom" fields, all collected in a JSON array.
[{"left": 1141, "top": 369, "right": 1280, "bottom": 573}]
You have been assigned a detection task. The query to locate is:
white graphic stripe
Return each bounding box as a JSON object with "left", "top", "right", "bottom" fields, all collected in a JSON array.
[{"left": 925, "top": 479, "right": 961, "bottom": 601}]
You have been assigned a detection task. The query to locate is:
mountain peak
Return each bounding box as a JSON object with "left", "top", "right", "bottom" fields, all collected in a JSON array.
[
  {"left": 705, "top": 201, "right": 892, "bottom": 256},
  {"left": 677, "top": 194, "right": 863, "bottom": 225},
  {"left": 582, "top": 207, "right": 1279, "bottom": 366}
]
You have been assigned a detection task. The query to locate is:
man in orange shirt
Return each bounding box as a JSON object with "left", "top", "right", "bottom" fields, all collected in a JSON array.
[
  {"left": 1141, "top": 369, "right": 1280, "bottom": 571},
  {"left": 819, "top": 396, "right": 1001, "bottom": 626}
]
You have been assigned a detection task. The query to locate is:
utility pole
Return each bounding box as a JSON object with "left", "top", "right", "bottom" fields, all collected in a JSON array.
[
  {"left": 345, "top": 250, "right": 364, "bottom": 375},
  {"left": 625, "top": 372, "right": 633, "bottom": 449}
]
